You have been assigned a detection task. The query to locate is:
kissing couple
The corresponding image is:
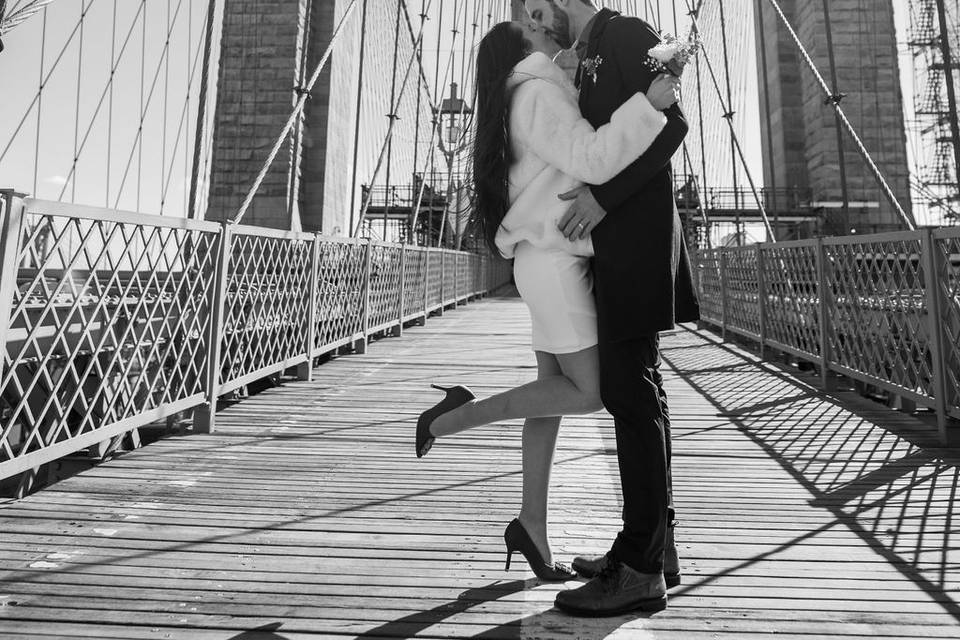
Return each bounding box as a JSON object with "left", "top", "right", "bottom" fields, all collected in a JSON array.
[{"left": 415, "top": 0, "right": 701, "bottom": 617}]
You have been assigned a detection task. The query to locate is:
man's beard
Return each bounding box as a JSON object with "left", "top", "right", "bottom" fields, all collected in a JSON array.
[{"left": 550, "top": 7, "right": 573, "bottom": 49}]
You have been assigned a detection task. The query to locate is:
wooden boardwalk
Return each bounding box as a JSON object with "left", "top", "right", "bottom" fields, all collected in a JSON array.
[{"left": 1, "top": 291, "right": 958, "bottom": 639}]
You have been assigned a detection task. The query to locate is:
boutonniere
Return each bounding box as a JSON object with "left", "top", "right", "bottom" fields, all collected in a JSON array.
[{"left": 581, "top": 54, "right": 603, "bottom": 84}]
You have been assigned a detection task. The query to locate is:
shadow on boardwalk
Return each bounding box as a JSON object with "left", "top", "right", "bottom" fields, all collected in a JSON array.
[
  {"left": 0, "top": 294, "right": 957, "bottom": 639},
  {"left": 662, "top": 327, "right": 960, "bottom": 621}
]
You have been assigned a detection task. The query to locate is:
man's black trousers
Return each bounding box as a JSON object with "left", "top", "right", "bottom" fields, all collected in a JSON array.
[{"left": 598, "top": 333, "right": 675, "bottom": 574}]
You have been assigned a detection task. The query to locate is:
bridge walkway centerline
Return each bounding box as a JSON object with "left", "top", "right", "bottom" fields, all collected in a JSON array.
[{"left": 0, "top": 292, "right": 957, "bottom": 638}]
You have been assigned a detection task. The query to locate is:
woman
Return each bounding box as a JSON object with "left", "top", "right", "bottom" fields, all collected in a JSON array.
[{"left": 415, "top": 21, "right": 678, "bottom": 580}]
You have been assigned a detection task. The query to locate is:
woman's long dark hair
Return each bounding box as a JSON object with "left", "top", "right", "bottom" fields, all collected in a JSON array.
[{"left": 471, "top": 22, "right": 529, "bottom": 255}]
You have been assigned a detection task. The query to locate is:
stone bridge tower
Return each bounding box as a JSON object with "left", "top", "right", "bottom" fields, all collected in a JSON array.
[
  {"left": 204, "top": 0, "right": 360, "bottom": 233},
  {"left": 754, "top": 0, "right": 914, "bottom": 234}
]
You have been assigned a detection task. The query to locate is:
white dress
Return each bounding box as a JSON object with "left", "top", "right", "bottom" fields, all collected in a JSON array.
[{"left": 494, "top": 52, "right": 667, "bottom": 354}]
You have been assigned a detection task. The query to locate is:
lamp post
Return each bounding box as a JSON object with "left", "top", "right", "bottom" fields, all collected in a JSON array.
[{"left": 435, "top": 82, "right": 472, "bottom": 248}]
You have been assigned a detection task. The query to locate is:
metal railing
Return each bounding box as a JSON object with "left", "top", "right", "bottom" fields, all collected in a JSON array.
[
  {"left": 694, "top": 227, "right": 960, "bottom": 442},
  {"left": 0, "top": 192, "right": 512, "bottom": 483}
]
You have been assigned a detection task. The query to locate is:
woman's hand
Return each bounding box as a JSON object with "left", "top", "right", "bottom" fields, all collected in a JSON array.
[{"left": 646, "top": 73, "right": 680, "bottom": 110}]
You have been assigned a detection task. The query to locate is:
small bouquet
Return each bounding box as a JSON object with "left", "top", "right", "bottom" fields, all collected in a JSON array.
[{"left": 646, "top": 30, "right": 703, "bottom": 76}]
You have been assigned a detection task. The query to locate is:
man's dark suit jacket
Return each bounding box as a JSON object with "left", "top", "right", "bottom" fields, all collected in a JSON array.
[{"left": 577, "top": 9, "right": 700, "bottom": 339}]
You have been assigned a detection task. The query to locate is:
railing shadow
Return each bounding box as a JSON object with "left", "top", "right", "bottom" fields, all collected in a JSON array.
[{"left": 662, "top": 326, "right": 960, "bottom": 621}]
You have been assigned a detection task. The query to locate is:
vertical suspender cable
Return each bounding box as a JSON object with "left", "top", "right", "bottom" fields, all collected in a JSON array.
[
  {"left": 694, "top": 53, "right": 711, "bottom": 242},
  {"left": 821, "top": 0, "right": 850, "bottom": 233},
  {"left": 348, "top": 0, "right": 369, "bottom": 234},
  {"left": 188, "top": 0, "right": 217, "bottom": 220},
  {"left": 383, "top": 0, "right": 404, "bottom": 239},
  {"left": 71, "top": 0, "right": 84, "bottom": 203},
  {"left": 716, "top": 0, "right": 740, "bottom": 243},
  {"left": 410, "top": 0, "right": 428, "bottom": 243},
  {"left": 287, "top": 0, "right": 313, "bottom": 226},
  {"left": 185, "top": 0, "right": 192, "bottom": 215},
  {"left": 161, "top": 0, "right": 171, "bottom": 213},
  {"left": 754, "top": 0, "right": 778, "bottom": 238},
  {"left": 138, "top": 0, "right": 146, "bottom": 211},
  {"left": 671, "top": 0, "right": 711, "bottom": 247},
  {"left": 32, "top": 6, "right": 46, "bottom": 197},
  {"left": 107, "top": 0, "right": 117, "bottom": 206},
  {"left": 934, "top": 0, "right": 960, "bottom": 207}
]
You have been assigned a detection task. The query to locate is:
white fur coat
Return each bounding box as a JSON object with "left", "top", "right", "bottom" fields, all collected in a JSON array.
[{"left": 494, "top": 52, "right": 667, "bottom": 258}]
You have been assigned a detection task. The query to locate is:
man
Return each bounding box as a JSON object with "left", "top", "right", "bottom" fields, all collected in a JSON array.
[{"left": 525, "top": 0, "right": 700, "bottom": 617}]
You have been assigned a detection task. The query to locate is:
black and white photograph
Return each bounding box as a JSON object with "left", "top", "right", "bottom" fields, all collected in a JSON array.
[{"left": 0, "top": 0, "right": 958, "bottom": 637}]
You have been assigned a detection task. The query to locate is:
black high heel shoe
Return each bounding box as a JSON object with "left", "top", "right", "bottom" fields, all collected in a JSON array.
[
  {"left": 415, "top": 384, "right": 475, "bottom": 458},
  {"left": 503, "top": 518, "right": 575, "bottom": 581}
]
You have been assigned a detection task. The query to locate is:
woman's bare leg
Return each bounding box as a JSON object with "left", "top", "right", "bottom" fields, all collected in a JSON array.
[
  {"left": 518, "top": 352, "right": 564, "bottom": 564},
  {"left": 429, "top": 346, "right": 602, "bottom": 437},
  {"left": 429, "top": 348, "right": 602, "bottom": 562}
]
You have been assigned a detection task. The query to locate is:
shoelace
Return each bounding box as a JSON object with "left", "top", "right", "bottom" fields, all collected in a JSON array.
[{"left": 595, "top": 557, "right": 620, "bottom": 591}]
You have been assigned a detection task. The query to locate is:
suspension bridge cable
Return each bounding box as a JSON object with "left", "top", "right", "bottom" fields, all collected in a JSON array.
[
  {"left": 434, "top": 0, "right": 464, "bottom": 245},
  {"left": 383, "top": 0, "right": 405, "bottom": 236},
  {"left": 353, "top": 0, "right": 440, "bottom": 236},
  {"left": 68, "top": 0, "right": 179, "bottom": 206},
  {"left": 160, "top": 2, "right": 210, "bottom": 209},
  {"left": 31, "top": 5, "right": 46, "bottom": 196},
  {"left": 347, "top": 0, "right": 370, "bottom": 234},
  {"left": 410, "top": 3, "right": 424, "bottom": 243},
  {"left": 398, "top": 0, "right": 443, "bottom": 241},
  {"left": 684, "top": 0, "right": 775, "bottom": 242},
  {"left": 436, "top": 0, "right": 481, "bottom": 247},
  {"left": 188, "top": 0, "right": 217, "bottom": 220},
  {"left": 761, "top": 0, "right": 916, "bottom": 230},
  {"left": 716, "top": 0, "right": 740, "bottom": 242},
  {"left": 161, "top": 0, "right": 172, "bottom": 214},
  {"left": 114, "top": 0, "right": 192, "bottom": 209},
  {"left": 0, "top": 0, "right": 94, "bottom": 167},
  {"left": 408, "top": 0, "right": 461, "bottom": 241},
  {"left": 70, "top": 0, "right": 84, "bottom": 203},
  {"left": 409, "top": 0, "right": 483, "bottom": 244},
  {"left": 107, "top": 0, "right": 117, "bottom": 206},
  {"left": 821, "top": 0, "right": 851, "bottom": 230},
  {"left": 754, "top": 0, "right": 778, "bottom": 236},
  {"left": 56, "top": 1, "right": 158, "bottom": 204},
  {"left": 231, "top": 0, "right": 361, "bottom": 225},
  {"left": 670, "top": 0, "right": 713, "bottom": 245},
  {"left": 694, "top": 43, "right": 711, "bottom": 240}
]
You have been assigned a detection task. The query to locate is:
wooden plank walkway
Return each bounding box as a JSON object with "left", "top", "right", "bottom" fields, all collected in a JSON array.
[{"left": 0, "top": 291, "right": 958, "bottom": 639}]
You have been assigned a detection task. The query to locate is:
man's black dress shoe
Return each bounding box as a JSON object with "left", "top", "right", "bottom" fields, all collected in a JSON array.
[
  {"left": 554, "top": 560, "right": 667, "bottom": 617},
  {"left": 572, "top": 527, "right": 681, "bottom": 587}
]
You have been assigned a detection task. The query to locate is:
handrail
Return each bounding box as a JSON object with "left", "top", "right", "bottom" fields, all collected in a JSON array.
[
  {"left": 0, "top": 195, "right": 511, "bottom": 488},
  {"left": 694, "top": 228, "right": 960, "bottom": 443}
]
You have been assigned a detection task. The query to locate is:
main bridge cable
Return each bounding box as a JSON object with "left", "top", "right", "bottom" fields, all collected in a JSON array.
[
  {"left": 231, "top": 0, "right": 361, "bottom": 226},
  {"left": 684, "top": 0, "right": 777, "bottom": 242},
  {"left": 760, "top": 0, "right": 916, "bottom": 230},
  {"left": 352, "top": 0, "right": 442, "bottom": 237}
]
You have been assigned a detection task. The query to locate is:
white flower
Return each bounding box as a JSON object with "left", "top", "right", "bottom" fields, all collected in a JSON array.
[{"left": 649, "top": 40, "right": 680, "bottom": 64}]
